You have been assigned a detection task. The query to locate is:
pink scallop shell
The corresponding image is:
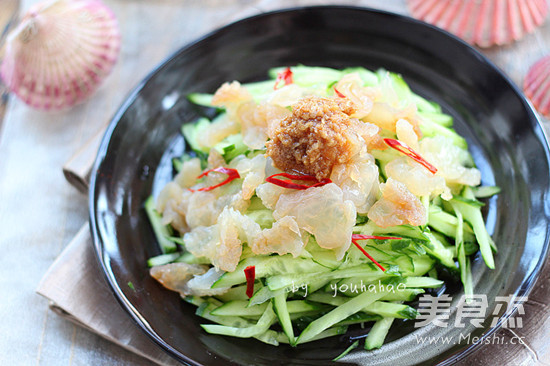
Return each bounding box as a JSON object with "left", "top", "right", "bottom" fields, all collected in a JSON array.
[
  {"left": 524, "top": 55, "right": 550, "bottom": 118},
  {"left": 407, "top": 0, "right": 549, "bottom": 48},
  {"left": 0, "top": 0, "right": 121, "bottom": 110}
]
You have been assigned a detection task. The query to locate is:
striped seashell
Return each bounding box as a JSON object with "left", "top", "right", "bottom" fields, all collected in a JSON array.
[
  {"left": 407, "top": 0, "right": 549, "bottom": 48},
  {"left": 524, "top": 55, "right": 550, "bottom": 118},
  {"left": 0, "top": 0, "right": 121, "bottom": 110}
]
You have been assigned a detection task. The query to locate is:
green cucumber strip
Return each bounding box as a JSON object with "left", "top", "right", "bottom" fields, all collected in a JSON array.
[
  {"left": 269, "top": 276, "right": 330, "bottom": 298},
  {"left": 404, "top": 276, "right": 444, "bottom": 288},
  {"left": 175, "top": 252, "right": 211, "bottom": 265},
  {"left": 167, "top": 236, "right": 185, "bottom": 245},
  {"left": 247, "top": 196, "right": 267, "bottom": 210},
  {"left": 411, "top": 94, "right": 441, "bottom": 113},
  {"left": 399, "top": 255, "right": 435, "bottom": 276},
  {"left": 248, "top": 285, "right": 282, "bottom": 306},
  {"left": 311, "top": 255, "right": 342, "bottom": 270},
  {"left": 306, "top": 292, "right": 346, "bottom": 306},
  {"left": 419, "top": 118, "right": 467, "bottom": 148},
  {"left": 289, "top": 308, "right": 331, "bottom": 321},
  {"left": 273, "top": 293, "right": 295, "bottom": 345},
  {"left": 147, "top": 252, "right": 181, "bottom": 267},
  {"left": 269, "top": 65, "right": 343, "bottom": 87},
  {"left": 356, "top": 244, "right": 398, "bottom": 263},
  {"left": 302, "top": 241, "right": 342, "bottom": 269},
  {"left": 295, "top": 289, "right": 388, "bottom": 344},
  {"left": 302, "top": 277, "right": 332, "bottom": 295},
  {"left": 387, "top": 72, "right": 412, "bottom": 103},
  {"left": 333, "top": 340, "right": 360, "bottom": 361},
  {"left": 212, "top": 299, "right": 320, "bottom": 317},
  {"left": 356, "top": 222, "right": 430, "bottom": 242},
  {"left": 212, "top": 256, "right": 263, "bottom": 288},
  {"left": 196, "top": 302, "right": 279, "bottom": 345},
  {"left": 342, "top": 252, "right": 431, "bottom": 278},
  {"left": 144, "top": 196, "right": 177, "bottom": 254},
  {"left": 276, "top": 326, "right": 348, "bottom": 344},
  {"left": 187, "top": 93, "right": 214, "bottom": 108},
  {"left": 422, "top": 231, "right": 456, "bottom": 268},
  {"left": 341, "top": 67, "right": 379, "bottom": 85},
  {"left": 172, "top": 157, "right": 183, "bottom": 172},
  {"left": 365, "top": 301, "right": 418, "bottom": 319},
  {"left": 371, "top": 148, "right": 400, "bottom": 178},
  {"left": 196, "top": 302, "right": 254, "bottom": 328},
  {"left": 310, "top": 290, "right": 417, "bottom": 319},
  {"left": 211, "top": 301, "right": 268, "bottom": 317},
  {"left": 266, "top": 263, "right": 390, "bottom": 291},
  {"left": 418, "top": 111, "right": 453, "bottom": 127},
  {"left": 214, "top": 283, "right": 260, "bottom": 302},
  {"left": 451, "top": 195, "right": 485, "bottom": 208},
  {"left": 252, "top": 275, "right": 332, "bottom": 304},
  {"left": 381, "top": 288, "right": 425, "bottom": 301},
  {"left": 245, "top": 209, "right": 275, "bottom": 229},
  {"left": 201, "top": 296, "right": 224, "bottom": 307},
  {"left": 336, "top": 312, "right": 382, "bottom": 326},
  {"left": 213, "top": 255, "right": 329, "bottom": 289},
  {"left": 241, "top": 80, "right": 278, "bottom": 101},
  {"left": 428, "top": 205, "right": 476, "bottom": 242},
  {"left": 266, "top": 273, "right": 320, "bottom": 291},
  {"left": 365, "top": 317, "right": 395, "bottom": 350},
  {"left": 463, "top": 241, "right": 480, "bottom": 256},
  {"left": 213, "top": 133, "right": 249, "bottom": 162},
  {"left": 181, "top": 117, "right": 211, "bottom": 153},
  {"left": 451, "top": 187, "right": 495, "bottom": 269},
  {"left": 285, "top": 300, "right": 321, "bottom": 313},
  {"left": 471, "top": 185, "right": 501, "bottom": 198},
  {"left": 430, "top": 231, "right": 451, "bottom": 246},
  {"left": 183, "top": 295, "right": 205, "bottom": 307},
  {"left": 254, "top": 330, "right": 281, "bottom": 346},
  {"left": 451, "top": 202, "right": 473, "bottom": 298},
  {"left": 201, "top": 302, "right": 276, "bottom": 338}
]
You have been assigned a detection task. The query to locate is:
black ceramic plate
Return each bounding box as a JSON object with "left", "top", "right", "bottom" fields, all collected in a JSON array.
[{"left": 89, "top": 6, "right": 550, "bottom": 366}]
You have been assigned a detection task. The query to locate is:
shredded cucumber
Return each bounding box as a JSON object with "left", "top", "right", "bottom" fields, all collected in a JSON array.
[
  {"left": 334, "top": 340, "right": 360, "bottom": 361},
  {"left": 144, "top": 196, "right": 177, "bottom": 253},
  {"left": 272, "top": 293, "right": 295, "bottom": 345},
  {"left": 451, "top": 187, "right": 495, "bottom": 269},
  {"left": 201, "top": 302, "right": 277, "bottom": 338},
  {"left": 145, "top": 65, "right": 498, "bottom": 356},
  {"left": 296, "top": 289, "right": 388, "bottom": 344},
  {"left": 365, "top": 316, "right": 395, "bottom": 350}
]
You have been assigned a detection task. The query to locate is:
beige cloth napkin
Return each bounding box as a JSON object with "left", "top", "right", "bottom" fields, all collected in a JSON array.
[{"left": 36, "top": 224, "right": 180, "bottom": 366}]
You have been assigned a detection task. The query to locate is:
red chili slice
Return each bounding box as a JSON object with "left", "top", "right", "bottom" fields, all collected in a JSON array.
[
  {"left": 383, "top": 138, "right": 438, "bottom": 174},
  {"left": 265, "top": 173, "right": 332, "bottom": 190},
  {"left": 274, "top": 67, "right": 293, "bottom": 90},
  {"left": 189, "top": 167, "right": 240, "bottom": 192},
  {"left": 350, "top": 234, "right": 402, "bottom": 272},
  {"left": 334, "top": 87, "right": 346, "bottom": 98},
  {"left": 244, "top": 265, "right": 256, "bottom": 298}
]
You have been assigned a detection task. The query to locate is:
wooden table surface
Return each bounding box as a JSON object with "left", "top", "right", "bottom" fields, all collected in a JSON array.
[{"left": 0, "top": 1, "right": 549, "bottom": 365}]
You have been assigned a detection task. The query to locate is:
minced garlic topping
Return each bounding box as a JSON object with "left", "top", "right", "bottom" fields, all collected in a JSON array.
[{"left": 266, "top": 96, "right": 361, "bottom": 180}]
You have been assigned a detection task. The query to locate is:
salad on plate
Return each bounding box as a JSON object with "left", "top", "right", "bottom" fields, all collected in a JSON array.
[{"left": 143, "top": 65, "right": 499, "bottom": 353}]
